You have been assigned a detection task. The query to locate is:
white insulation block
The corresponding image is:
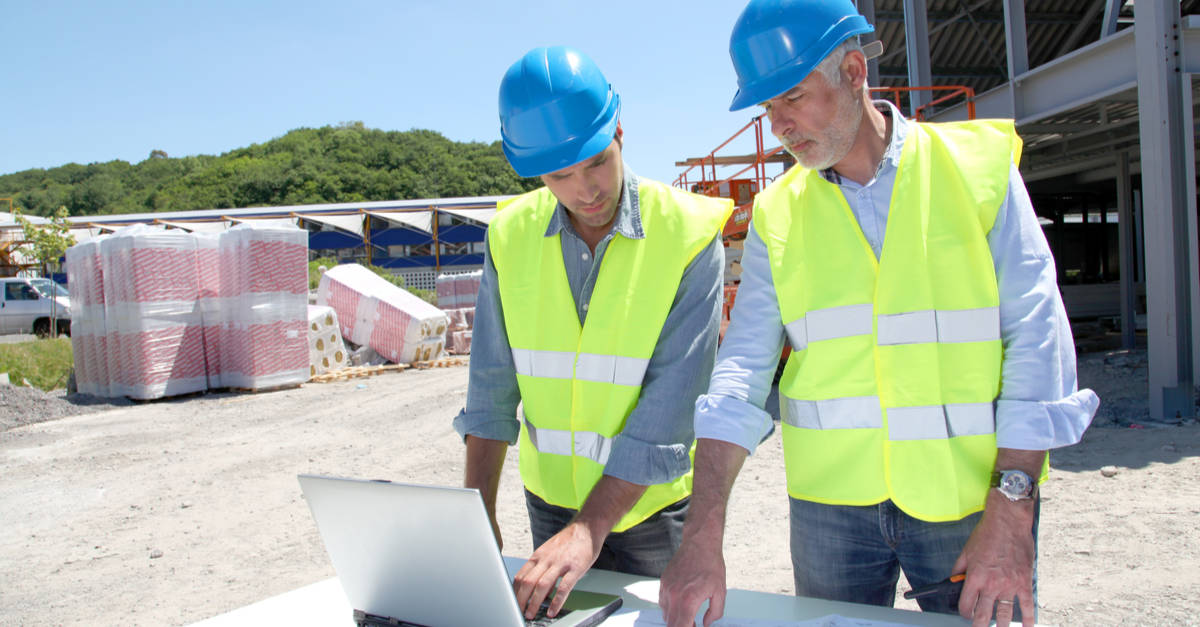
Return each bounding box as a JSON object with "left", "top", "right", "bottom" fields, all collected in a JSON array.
[
  {"left": 317, "top": 263, "right": 448, "bottom": 364},
  {"left": 308, "top": 305, "right": 348, "bottom": 377}
]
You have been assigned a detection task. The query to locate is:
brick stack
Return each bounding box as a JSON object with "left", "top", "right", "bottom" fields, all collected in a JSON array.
[
  {"left": 99, "top": 226, "right": 207, "bottom": 400},
  {"left": 317, "top": 263, "right": 448, "bottom": 364},
  {"left": 215, "top": 225, "right": 309, "bottom": 389},
  {"left": 64, "top": 240, "right": 107, "bottom": 396},
  {"left": 64, "top": 223, "right": 310, "bottom": 399},
  {"left": 435, "top": 270, "right": 482, "bottom": 309},
  {"left": 444, "top": 307, "right": 475, "bottom": 355},
  {"left": 194, "top": 233, "right": 224, "bottom": 388}
]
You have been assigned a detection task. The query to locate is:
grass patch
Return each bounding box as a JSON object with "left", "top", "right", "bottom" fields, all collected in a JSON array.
[{"left": 0, "top": 337, "right": 74, "bottom": 391}]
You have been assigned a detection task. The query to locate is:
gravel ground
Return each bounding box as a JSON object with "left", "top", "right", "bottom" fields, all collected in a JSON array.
[
  {"left": 0, "top": 385, "right": 132, "bottom": 431},
  {"left": 2, "top": 344, "right": 1198, "bottom": 626}
]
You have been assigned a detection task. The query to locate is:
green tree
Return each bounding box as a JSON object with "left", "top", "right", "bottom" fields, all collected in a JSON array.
[
  {"left": 12, "top": 205, "right": 76, "bottom": 338},
  {"left": 0, "top": 124, "right": 541, "bottom": 216}
]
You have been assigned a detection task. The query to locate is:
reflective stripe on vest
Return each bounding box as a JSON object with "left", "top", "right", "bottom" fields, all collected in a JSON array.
[
  {"left": 783, "top": 303, "right": 873, "bottom": 351},
  {"left": 781, "top": 397, "right": 995, "bottom": 439},
  {"left": 876, "top": 307, "right": 1000, "bottom": 345},
  {"left": 511, "top": 347, "right": 650, "bottom": 386},
  {"left": 523, "top": 415, "right": 613, "bottom": 465},
  {"left": 785, "top": 305, "right": 999, "bottom": 351}
]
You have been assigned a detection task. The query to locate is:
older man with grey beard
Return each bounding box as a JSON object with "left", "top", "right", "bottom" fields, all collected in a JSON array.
[{"left": 658, "top": 1, "right": 1099, "bottom": 627}]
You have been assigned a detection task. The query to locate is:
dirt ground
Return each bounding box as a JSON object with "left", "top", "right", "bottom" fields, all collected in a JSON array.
[{"left": 1, "top": 350, "right": 1198, "bottom": 626}]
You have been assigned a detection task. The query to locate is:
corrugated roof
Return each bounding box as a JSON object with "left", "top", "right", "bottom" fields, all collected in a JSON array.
[{"left": 871, "top": 1, "right": 1197, "bottom": 105}]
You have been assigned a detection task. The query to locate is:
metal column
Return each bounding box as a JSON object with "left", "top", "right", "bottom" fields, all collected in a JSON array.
[
  {"left": 857, "top": 0, "right": 880, "bottom": 87},
  {"left": 1102, "top": 0, "right": 1124, "bottom": 38},
  {"left": 1116, "top": 151, "right": 1136, "bottom": 349},
  {"left": 902, "top": 0, "right": 932, "bottom": 114},
  {"left": 1186, "top": 75, "right": 1200, "bottom": 392},
  {"left": 1135, "top": 0, "right": 1196, "bottom": 421},
  {"left": 1003, "top": 0, "right": 1029, "bottom": 120}
]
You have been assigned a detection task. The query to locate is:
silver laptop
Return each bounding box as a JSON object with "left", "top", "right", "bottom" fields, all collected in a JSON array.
[{"left": 298, "top": 474, "right": 623, "bottom": 627}]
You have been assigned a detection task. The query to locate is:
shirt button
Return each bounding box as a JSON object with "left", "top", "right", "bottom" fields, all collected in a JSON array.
[
  {"left": 582, "top": 302, "right": 589, "bottom": 311},
  {"left": 582, "top": 252, "right": 590, "bottom": 261}
]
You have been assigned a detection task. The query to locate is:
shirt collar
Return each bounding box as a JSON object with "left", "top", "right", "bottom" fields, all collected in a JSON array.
[
  {"left": 819, "top": 99, "right": 909, "bottom": 184},
  {"left": 544, "top": 163, "right": 644, "bottom": 240}
]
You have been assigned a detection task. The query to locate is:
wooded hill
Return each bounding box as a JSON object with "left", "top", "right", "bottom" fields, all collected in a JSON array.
[{"left": 1, "top": 122, "right": 541, "bottom": 217}]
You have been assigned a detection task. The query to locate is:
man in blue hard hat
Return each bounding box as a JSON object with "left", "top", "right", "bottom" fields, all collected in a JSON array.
[
  {"left": 659, "top": 2, "right": 1098, "bottom": 627},
  {"left": 453, "top": 46, "right": 733, "bottom": 620}
]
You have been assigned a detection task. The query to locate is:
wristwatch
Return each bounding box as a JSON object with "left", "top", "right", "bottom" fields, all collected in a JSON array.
[{"left": 991, "top": 469, "right": 1038, "bottom": 501}]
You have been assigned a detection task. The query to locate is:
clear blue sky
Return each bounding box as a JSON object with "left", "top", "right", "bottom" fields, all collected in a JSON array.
[{"left": 3, "top": 1, "right": 778, "bottom": 190}]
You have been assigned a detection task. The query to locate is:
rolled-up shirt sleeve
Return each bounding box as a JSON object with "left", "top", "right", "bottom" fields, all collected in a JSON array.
[
  {"left": 693, "top": 225, "right": 781, "bottom": 454},
  {"left": 992, "top": 163, "right": 1100, "bottom": 450},
  {"left": 603, "top": 234, "right": 725, "bottom": 486},
  {"left": 451, "top": 236, "right": 522, "bottom": 445}
]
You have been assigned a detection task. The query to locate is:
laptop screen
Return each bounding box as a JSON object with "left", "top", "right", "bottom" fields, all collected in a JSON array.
[{"left": 298, "top": 475, "right": 621, "bottom": 627}]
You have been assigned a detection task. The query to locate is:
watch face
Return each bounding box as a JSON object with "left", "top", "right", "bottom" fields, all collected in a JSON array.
[{"left": 1001, "top": 471, "right": 1031, "bottom": 497}]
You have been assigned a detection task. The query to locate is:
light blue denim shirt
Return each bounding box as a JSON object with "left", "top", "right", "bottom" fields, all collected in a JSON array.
[
  {"left": 453, "top": 166, "right": 725, "bottom": 486},
  {"left": 696, "top": 101, "right": 1099, "bottom": 453}
]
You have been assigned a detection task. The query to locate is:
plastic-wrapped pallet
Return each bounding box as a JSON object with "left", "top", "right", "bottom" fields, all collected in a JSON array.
[
  {"left": 453, "top": 270, "right": 482, "bottom": 308},
  {"left": 449, "top": 329, "right": 472, "bottom": 355},
  {"left": 441, "top": 306, "right": 474, "bottom": 355},
  {"left": 308, "top": 305, "right": 348, "bottom": 377},
  {"left": 436, "top": 273, "right": 458, "bottom": 309},
  {"left": 99, "top": 225, "right": 207, "bottom": 400},
  {"left": 194, "top": 232, "right": 224, "bottom": 388},
  {"left": 444, "top": 308, "right": 466, "bottom": 332},
  {"left": 64, "top": 240, "right": 108, "bottom": 396},
  {"left": 216, "top": 223, "right": 309, "bottom": 390},
  {"left": 317, "top": 263, "right": 448, "bottom": 364}
]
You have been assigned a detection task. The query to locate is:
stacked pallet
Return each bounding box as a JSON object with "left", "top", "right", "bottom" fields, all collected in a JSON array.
[
  {"left": 214, "top": 225, "right": 309, "bottom": 390},
  {"left": 64, "top": 223, "right": 310, "bottom": 399},
  {"left": 435, "top": 270, "right": 482, "bottom": 309},
  {"left": 317, "top": 263, "right": 448, "bottom": 364},
  {"left": 444, "top": 307, "right": 475, "bottom": 355},
  {"left": 64, "top": 240, "right": 108, "bottom": 397}
]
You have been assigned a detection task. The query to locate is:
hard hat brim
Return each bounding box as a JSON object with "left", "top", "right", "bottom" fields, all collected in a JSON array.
[
  {"left": 503, "top": 95, "right": 621, "bottom": 178},
  {"left": 728, "top": 15, "right": 873, "bottom": 112}
]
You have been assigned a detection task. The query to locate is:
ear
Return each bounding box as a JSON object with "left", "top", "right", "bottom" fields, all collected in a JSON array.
[
  {"left": 842, "top": 50, "right": 868, "bottom": 91},
  {"left": 614, "top": 121, "right": 624, "bottom": 148}
]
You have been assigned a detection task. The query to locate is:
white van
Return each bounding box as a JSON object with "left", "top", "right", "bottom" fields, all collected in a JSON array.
[{"left": 0, "top": 277, "right": 71, "bottom": 337}]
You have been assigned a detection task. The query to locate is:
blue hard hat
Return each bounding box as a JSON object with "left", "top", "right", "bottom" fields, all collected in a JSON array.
[
  {"left": 498, "top": 46, "right": 621, "bottom": 177},
  {"left": 728, "top": 0, "right": 874, "bottom": 111}
]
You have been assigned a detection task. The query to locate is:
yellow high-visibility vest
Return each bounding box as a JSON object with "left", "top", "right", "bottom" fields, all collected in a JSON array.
[
  {"left": 754, "top": 120, "right": 1022, "bottom": 522},
  {"left": 490, "top": 179, "right": 731, "bottom": 531}
]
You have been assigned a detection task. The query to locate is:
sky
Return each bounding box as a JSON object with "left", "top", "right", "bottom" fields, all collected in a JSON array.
[{"left": 2, "top": 1, "right": 783, "bottom": 191}]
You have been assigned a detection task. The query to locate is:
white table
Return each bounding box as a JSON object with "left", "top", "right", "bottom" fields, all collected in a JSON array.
[{"left": 192, "top": 556, "right": 998, "bottom": 626}]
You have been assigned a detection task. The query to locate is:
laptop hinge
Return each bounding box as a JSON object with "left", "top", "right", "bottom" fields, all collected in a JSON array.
[{"left": 353, "top": 609, "right": 429, "bottom": 627}]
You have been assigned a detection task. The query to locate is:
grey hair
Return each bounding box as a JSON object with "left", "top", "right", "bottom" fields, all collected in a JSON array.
[{"left": 814, "top": 38, "right": 864, "bottom": 88}]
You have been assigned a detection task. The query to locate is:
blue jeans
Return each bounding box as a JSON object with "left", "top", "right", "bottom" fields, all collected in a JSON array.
[
  {"left": 789, "top": 498, "right": 1039, "bottom": 619},
  {"left": 524, "top": 489, "right": 688, "bottom": 577}
]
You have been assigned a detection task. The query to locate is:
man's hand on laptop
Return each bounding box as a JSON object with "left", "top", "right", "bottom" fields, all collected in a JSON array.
[
  {"left": 513, "top": 521, "right": 602, "bottom": 619},
  {"left": 515, "top": 477, "right": 646, "bottom": 619}
]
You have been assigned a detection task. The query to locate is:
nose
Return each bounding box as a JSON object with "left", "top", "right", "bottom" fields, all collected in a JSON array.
[
  {"left": 766, "top": 105, "right": 791, "bottom": 139},
  {"left": 580, "top": 172, "right": 603, "bottom": 203}
]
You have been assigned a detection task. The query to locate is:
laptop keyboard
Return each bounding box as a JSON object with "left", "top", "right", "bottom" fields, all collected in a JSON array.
[{"left": 527, "top": 604, "right": 573, "bottom": 627}]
